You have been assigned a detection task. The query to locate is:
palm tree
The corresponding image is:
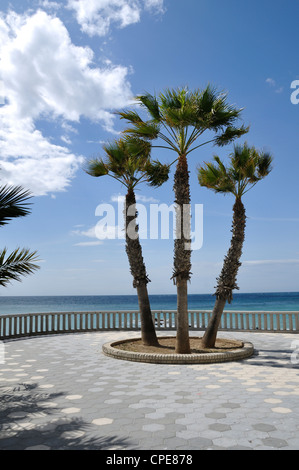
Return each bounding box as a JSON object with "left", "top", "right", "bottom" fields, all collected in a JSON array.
[
  {"left": 118, "top": 86, "right": 248, "bottom": 353},
  {"left": 0, "top": 185, "right": 40, "bottom": 287},
  {"left": 85, "top": 137, "right": 169, "bottom": 347},
  {"left": 197, "top": 143, "right": 273, "bottom": 348}
]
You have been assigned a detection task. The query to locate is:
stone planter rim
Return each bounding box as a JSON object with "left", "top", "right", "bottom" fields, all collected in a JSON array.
[{"left": 102, "top": 337, "right": 254, "bottom": 364}]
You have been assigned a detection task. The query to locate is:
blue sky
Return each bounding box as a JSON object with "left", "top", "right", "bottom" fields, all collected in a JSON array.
[{"left": 0, "top": 0, "right": 298, "bottom": 296}]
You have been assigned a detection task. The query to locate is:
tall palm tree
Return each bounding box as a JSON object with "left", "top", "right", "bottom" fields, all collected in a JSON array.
[
  {"left": 197, "top": 143, "right": 273, "bottom": 348},
  {"left": 85, "top": 137, "right": 169, "bottom": 347},
  {"left": 118, "top": 86, "right": 248, "bottom": 353},
  {"left": 0, "top": 185, "right": 39, "bottom": 287}
]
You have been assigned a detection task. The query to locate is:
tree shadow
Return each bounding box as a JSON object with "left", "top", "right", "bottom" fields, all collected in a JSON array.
[
  {"left": 0, "top": 383, "right": 131, "bottom": 450},
  {"left": 243, "top": 349, "right": 299, "bottom": 370}
]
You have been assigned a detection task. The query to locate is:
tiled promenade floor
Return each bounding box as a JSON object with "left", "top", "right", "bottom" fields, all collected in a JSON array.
[{"left": 0, "top": 330, "right": 299, "bottom": 450}]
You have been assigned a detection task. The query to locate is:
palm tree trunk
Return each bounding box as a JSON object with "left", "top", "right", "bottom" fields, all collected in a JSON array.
[
  {"left": 175, "top": 277, "right": 190, "bottom": 353},
  {"left": 202, "top": 197, "right": 246, "bottom": 348},
  {"left": 201, "top": 298, "right": 227, "bottom": 349},
  {"left": 172, "top": 154, "right": 192, "bottom": 354},
  {"left": 125, "top": 188, "right": 159, "bottom": 346}
]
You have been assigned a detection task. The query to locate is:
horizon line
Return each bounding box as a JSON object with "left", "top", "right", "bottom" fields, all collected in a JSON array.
[{"left": 0, "top": 291, "right": 298, "bottom": 298}]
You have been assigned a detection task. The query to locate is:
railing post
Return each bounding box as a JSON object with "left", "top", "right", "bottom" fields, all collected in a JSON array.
[{"left": 0, "top": 310, "right": 298, "bottom": 340}]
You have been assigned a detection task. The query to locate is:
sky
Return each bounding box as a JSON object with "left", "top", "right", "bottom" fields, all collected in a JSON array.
[{"left": 0, "top": 0, "right": 298, "bottom": 296}]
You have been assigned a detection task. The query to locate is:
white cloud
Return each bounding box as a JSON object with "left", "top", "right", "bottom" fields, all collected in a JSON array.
[
  {"left": 38, "top": 0, "right": 62, "bottom": 10},
  {"left": 111, "top": 193, "right": 159, "bottom": 203},
  {"left": 265, "top": 77, "right": 284, "bottom": 94},
  {"left": 61, "top": 135, "right": 73, "bottom": 145},
  {"left": 111, "top": 194, "right": 126, "bottom": 203},
  {"left": 73, "top": 240, "right": 104, "bottom": 246},
  {"left": 266, "top": 77, "right": 276, "bottom": 86},
  {"left": 61, "top": 122, "right": 78, "bottom": 134},
  {"left": 72, "top": 226, "right": 98, "bottom": 238},
  {"left": 0, "top": 10, "right": 133, "bottom": 196},
  {"left": 66, "top": 0, "right": 165, "bottom": 37},
  {"left": 145, "top": 0, "right": 165, "bottom": 11},
  {"left": 248, "top": 216, "right": 299, "bottom": 222},
  {"left": 136, "top": 194, "right": 160, "bottom": 203},
  {"left": 1, "top": 10, "right": 132, "bottom": 122},
  {"left": 72, "top": 223, "right": 123, "bottom": 245},
  {"left": 243, "top": 259, "right": 299, "bottom": 266}
]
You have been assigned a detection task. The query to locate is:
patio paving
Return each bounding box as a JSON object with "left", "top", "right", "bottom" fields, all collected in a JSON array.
[{"left": 0, "top": 330, "right": 299, "bottom": 450}]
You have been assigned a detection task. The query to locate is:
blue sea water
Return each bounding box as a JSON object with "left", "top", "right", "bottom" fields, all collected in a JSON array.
[{"left": 0, "top": 292, "right": 298, "bottom": 315}]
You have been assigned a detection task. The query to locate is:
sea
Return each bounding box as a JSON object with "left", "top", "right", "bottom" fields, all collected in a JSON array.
[{"left": 0, "top": 292, "right": 298, "bottom": 315}]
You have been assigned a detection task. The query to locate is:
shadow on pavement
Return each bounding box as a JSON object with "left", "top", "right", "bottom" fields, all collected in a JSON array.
[{"left": 0, "top": 383, "right": 131, "bottom": 450}]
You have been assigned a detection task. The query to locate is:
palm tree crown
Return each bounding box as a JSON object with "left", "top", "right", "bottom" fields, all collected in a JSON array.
[
  {"left": 198, "top": 142, "right": 273, "bottom": 199},
  {"left": 86, "top": 136, "right": 169, "bottom": 189},
  {"left": 118, "top": 86, "right": 249, "bottom": 157}
]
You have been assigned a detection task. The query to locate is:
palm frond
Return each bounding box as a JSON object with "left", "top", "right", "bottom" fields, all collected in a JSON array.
[
  {"left": 159, "top": 88, "right": 185, "bottom": 111},
  {"left": 123, "top": 121, "right": 160, "bottom": 141},
  {"left": 117, "top": 109, "right": 144, "bottom": 125},
  {"left": 198, "top": 159, "right": 235, "bottom": 194},
  {"left": 84, "top": 158, "right": 109, "bottom": 177},
  {"left": 198, "top": 161, "right": 222, "bottom": 188},
  {"left": 85, "top": 136, "right": 164, "bottom": 191},
  {"left": 118, "top": 85, "right": 247, "bottom": 158},
  {"left": 137, "top": 93, "right": 161, "bottom": 121},
  {"left": 198, "top": 143, "right": 273, "bottom": 198},
  {"left": 257, "top": 152, "right": 273, "bottom": 178},
  {"left": 231, "top": 142, "right": 250, "bottom": 168},
  {"left": 196, "top": 85, "right": 219, "bottom": 115},
  {"left": 123, "top": 136, "right": 151, "bottom": 161},
  {"left": 0, "top": 248, "right": 40, "bottom": 287},
  {"left": 210, "top": 98, "right": 243, "bottom": 129},
  {"left": 145, "top": 161, "right": 170, "bottom": 187},
  {"left": 0, "top": 185, "right": 32, "bottom": 227},
  {"left": 214, "top": 125, "right": 249, "bottom": 147}
]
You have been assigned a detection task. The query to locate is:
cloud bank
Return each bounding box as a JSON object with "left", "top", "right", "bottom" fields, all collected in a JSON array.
[
  {"left": 66, "top": 0, "right": 165, "bottom": 36},
  {"left": 0, "top": 9, "right": 133, "bottom": 195}
]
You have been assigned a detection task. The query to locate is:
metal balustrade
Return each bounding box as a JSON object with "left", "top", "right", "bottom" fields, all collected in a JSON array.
[{"left": 0, "top": 310, "right": 298, "bottom": 340}]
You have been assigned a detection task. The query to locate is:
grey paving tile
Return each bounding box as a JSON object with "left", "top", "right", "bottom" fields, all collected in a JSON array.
[
  {"left": 262, "top": 437, "right": 289, "bottom": 448},
  {"left": 1, "top": 330, "right": 299, "bottom": 450},
  {"left": 185, "top": 437, "right": 214, "bottom": 449},
  {"left": 252, "top": 423, "right": 277, "bottom": 432},
  {"left": 205, "top": 412, "right": 227, "bottom": 419},
  {"left": 209, "top": 423, "right": 231, "bottom": 432}
]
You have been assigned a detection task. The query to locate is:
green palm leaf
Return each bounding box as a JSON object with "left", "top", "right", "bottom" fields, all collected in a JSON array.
[
  {"left": 85, "top": 158, "right": 109, "bottom": 177},
  {"left": 198, "top": 143, "right": 273, "bottom": 198},
  {"left": 117, "top": 109, "right": 144, "bottom": 125},
  {"left": 137, "top": 93, "right": 161, "bottom": 121},
  {"left": 123, "top": 121, "right": 160, "bottom": 141},
  {"left": 0, "top": 185, "right": 32, "bottom": 227},
  {"left": 85, "top": 136, "right": 165, "bottom": 190},
  {"left": 145, "top": 161, "right": 170, "bottom": 187},
  {"left": 257, "top": 152, "right": 273, "bottom": 177},
  {"left": 214, "top": 125, "right": 250, "bottom": 147},
  {"left": 0, "top": 248, "right": 40, "bottom": 287},
  {"left": 120, "top": 86, "right": 248, "bottom": 156}
]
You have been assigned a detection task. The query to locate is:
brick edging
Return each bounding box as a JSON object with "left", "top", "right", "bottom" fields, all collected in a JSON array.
[{"left": 102, "top": 338, "right": 254, "bottom": 364}]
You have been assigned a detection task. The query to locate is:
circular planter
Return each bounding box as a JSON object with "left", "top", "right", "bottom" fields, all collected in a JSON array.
[{"left": 102, "top": 337, "right": 254, "bottom": 364}]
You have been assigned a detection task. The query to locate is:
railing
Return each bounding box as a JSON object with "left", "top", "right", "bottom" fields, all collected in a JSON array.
[{"left": 0, "top": 310, "right": 298, "bottom": 340}]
